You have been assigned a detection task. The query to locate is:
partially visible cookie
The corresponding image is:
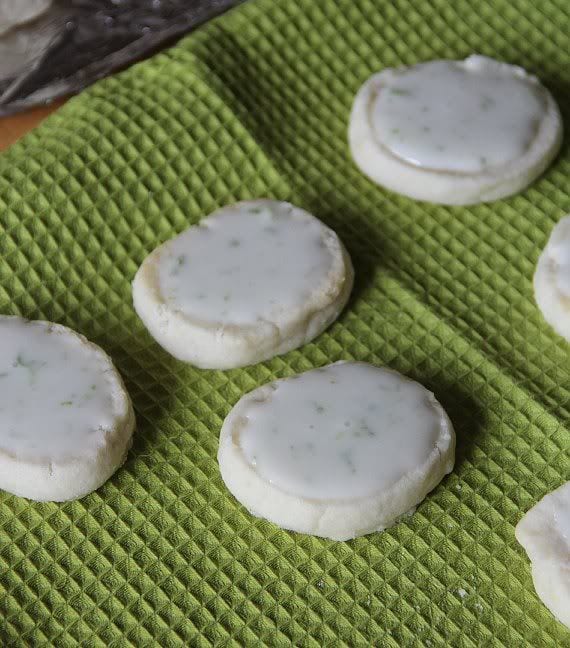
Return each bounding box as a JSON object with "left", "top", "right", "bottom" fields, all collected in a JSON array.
[
  {"left": 133, "top": 200, "right": 354, "bottom": 369},
  {"left": 0, "top": 316, "right": 135, "bottom": 502},
  {"left": 515, "top": 481, "right": 570, "bottom": 628},
  {"left": 534, "top": 215, "right": 570, "bottom": 341}
]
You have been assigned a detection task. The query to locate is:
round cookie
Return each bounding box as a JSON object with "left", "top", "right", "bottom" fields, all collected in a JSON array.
[
  {"left": 515, "top": 481, "right": 570, "bottom": 628},
  {"left": 0, "top": 316, "right": 135, "bottom": 502},
  {"left": 349, "top": 55, "right": 562, "bottom": 205},
  {"left": 534, "top": 215, "right": 570, "bottom": 341},
  {"left": 133, "top": 200, "right": 354, "bottom": 369},
  {"left": 218, "top": 361, "right": 455, "bottom": 540}
]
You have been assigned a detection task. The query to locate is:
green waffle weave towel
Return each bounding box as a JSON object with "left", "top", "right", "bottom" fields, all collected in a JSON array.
[{"left": 1, "top": 0, "right": 569, "bottom": 645}]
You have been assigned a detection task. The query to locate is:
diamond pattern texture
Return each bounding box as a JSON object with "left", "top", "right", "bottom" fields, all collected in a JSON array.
[{"left": 0, "top": 0, "right": 570, "bottom": 645}]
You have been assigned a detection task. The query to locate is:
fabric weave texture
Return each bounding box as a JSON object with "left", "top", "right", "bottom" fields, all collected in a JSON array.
[{"left": 0, "top": 0, "right": 569, "bottom": 645}]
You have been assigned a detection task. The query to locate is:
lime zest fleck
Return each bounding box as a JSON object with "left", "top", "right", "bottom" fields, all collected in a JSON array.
[
  {"left": 170, "top": 254, "right": 186, "bottom": 276},
  {"left": 390, "top": 87, "right": 412, "bottom": 97},
  {"left": 340, "top": 449, "right": 357, "bottom": 474},
  {"left": 13, "top": 354, "right": 46, "bottom": 384}
]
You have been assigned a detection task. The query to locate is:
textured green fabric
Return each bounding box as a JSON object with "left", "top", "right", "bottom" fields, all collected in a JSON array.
[{"left": 0, "top": 0, "right": 569, "bottom": 645}]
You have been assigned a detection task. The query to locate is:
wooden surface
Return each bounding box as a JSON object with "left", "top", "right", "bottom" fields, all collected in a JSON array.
[{"left": 0, "top": 100, "right": 65, "bottom": 151}]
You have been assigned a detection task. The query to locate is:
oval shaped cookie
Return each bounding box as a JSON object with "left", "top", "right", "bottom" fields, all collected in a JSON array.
[
  {"left": 534, "top": 215, "right": 570, "bottom": 341},
  {"left": 349, "top": 55, "right": 562, "bottom": 205},
  {"left": 0, "top": 316, "right": 135, "bottom": 501},
  {"left": 133, "top": 200, "right": 354, "bottom": 369},
  {"left": 515, "top": 481, "right": 570, "bottom": 628},
  {"left": 218, "top": 362, "right": 455, "bottom": 540}
]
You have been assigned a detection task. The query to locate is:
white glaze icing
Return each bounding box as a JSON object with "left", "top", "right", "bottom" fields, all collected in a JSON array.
[
  {"left": 158, "top": 202, "right": 334, "bottom": 326},
  {"left": 547, "top": 222, "right": 570, "bottom": 299},
  {"left": 238, "top": 362, "right": 442, "bottom": 500},
  {"left": 372, "top": 59, "right": 545, "bottom": 173},
  {"left": 516, "top": 481, "right": 570, "bottom": 628},
  {"left": 0, "top": 318, "right": 118, "bottom": 462}
]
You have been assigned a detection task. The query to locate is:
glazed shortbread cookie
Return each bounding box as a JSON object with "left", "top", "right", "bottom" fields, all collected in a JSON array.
[
  {"left": 218, "top": 362, "right": 455, "bottom": 540},
  {"left": 534, "top": 215, "right": 570, "bottom": 341},
  {"left": 0, "top": 317, "right": 135, "bottom": 502},
  {"left": 515, "top": 481, "right": 570, "bottom": 628},
  {"left": 133, "top": 200, "right": 354, "bottom": 369},
  {"left": 349, "top": 55, "right": 562, "bottom": 205}
]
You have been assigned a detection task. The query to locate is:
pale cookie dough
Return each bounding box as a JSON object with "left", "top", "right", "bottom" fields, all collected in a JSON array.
[
  {"left": 218, "top": 362, "right": 455, "bottom": 540},
  {"left": 349, "top": 55, "right": 562, "bottom": 205},
  {"left": 0, "top": 316, "right": 135, "bottom": 502},
  {"left": 534, "top": 215, "right": 570, "bottom": 342},
  {"left": 133, "top": 200, "right": 354, "bottom": 369},
  {"left": 515, "top": 481, "right": 570, "bottom": 628},
  {"left": 0, "top": 0, "right": 52, "bottom": 35}
]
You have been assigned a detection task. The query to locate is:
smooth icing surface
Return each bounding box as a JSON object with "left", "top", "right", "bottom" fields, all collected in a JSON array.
[
  {"left": 546, "top": 221, "right": 570, "bottom": 299},
  {"left": 0, "top": 318, "right": 118, "bottom": 462},
  {"left": 554, "top": 495, "right": 570, "bottom": 547},
  {"left": 517, "top": 481, "right": 570, "bottom": 562},
  {"left": 158, "top": 202, "right": 334, "bottom": 326},
  {"left": 516, "top": 481, "right": 570, "bottom": 628},
  {"left": 372, "top": 59, "right": 546, "bottom": 173},
  {"left": 237, "top": 362, "right": 442, "bottom": 500}
]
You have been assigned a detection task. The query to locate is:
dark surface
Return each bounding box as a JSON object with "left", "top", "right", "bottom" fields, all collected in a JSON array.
[{"left": 0, "top": 0, "right": 244, "bottom": 115}]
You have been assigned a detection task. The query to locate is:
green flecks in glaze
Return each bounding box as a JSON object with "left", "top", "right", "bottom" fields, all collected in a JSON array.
[
  {"left": 229, "top": 238, "right": 241, "bottom": 248},
  {"left": 13, "top": 353, "right": 47, "bottom": 384},
  {"left": 357, "top": 419, "right": 376, "bottom": 438},
  {"left": 340, "top": 448, "right": 356, "bottom": 474},
  {"left": 390, "top": 87, "right": 412, "bottom": 96},
  {"left": 312, "top": 402, "right": 325, "bottom": 414},
  {"left": 170, "top": 255, "right": 187, "bottom": 276}
]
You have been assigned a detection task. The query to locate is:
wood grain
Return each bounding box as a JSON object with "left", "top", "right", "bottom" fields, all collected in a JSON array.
[{"left": 0, "top": 100, "right": 65, "bottom": 151}]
